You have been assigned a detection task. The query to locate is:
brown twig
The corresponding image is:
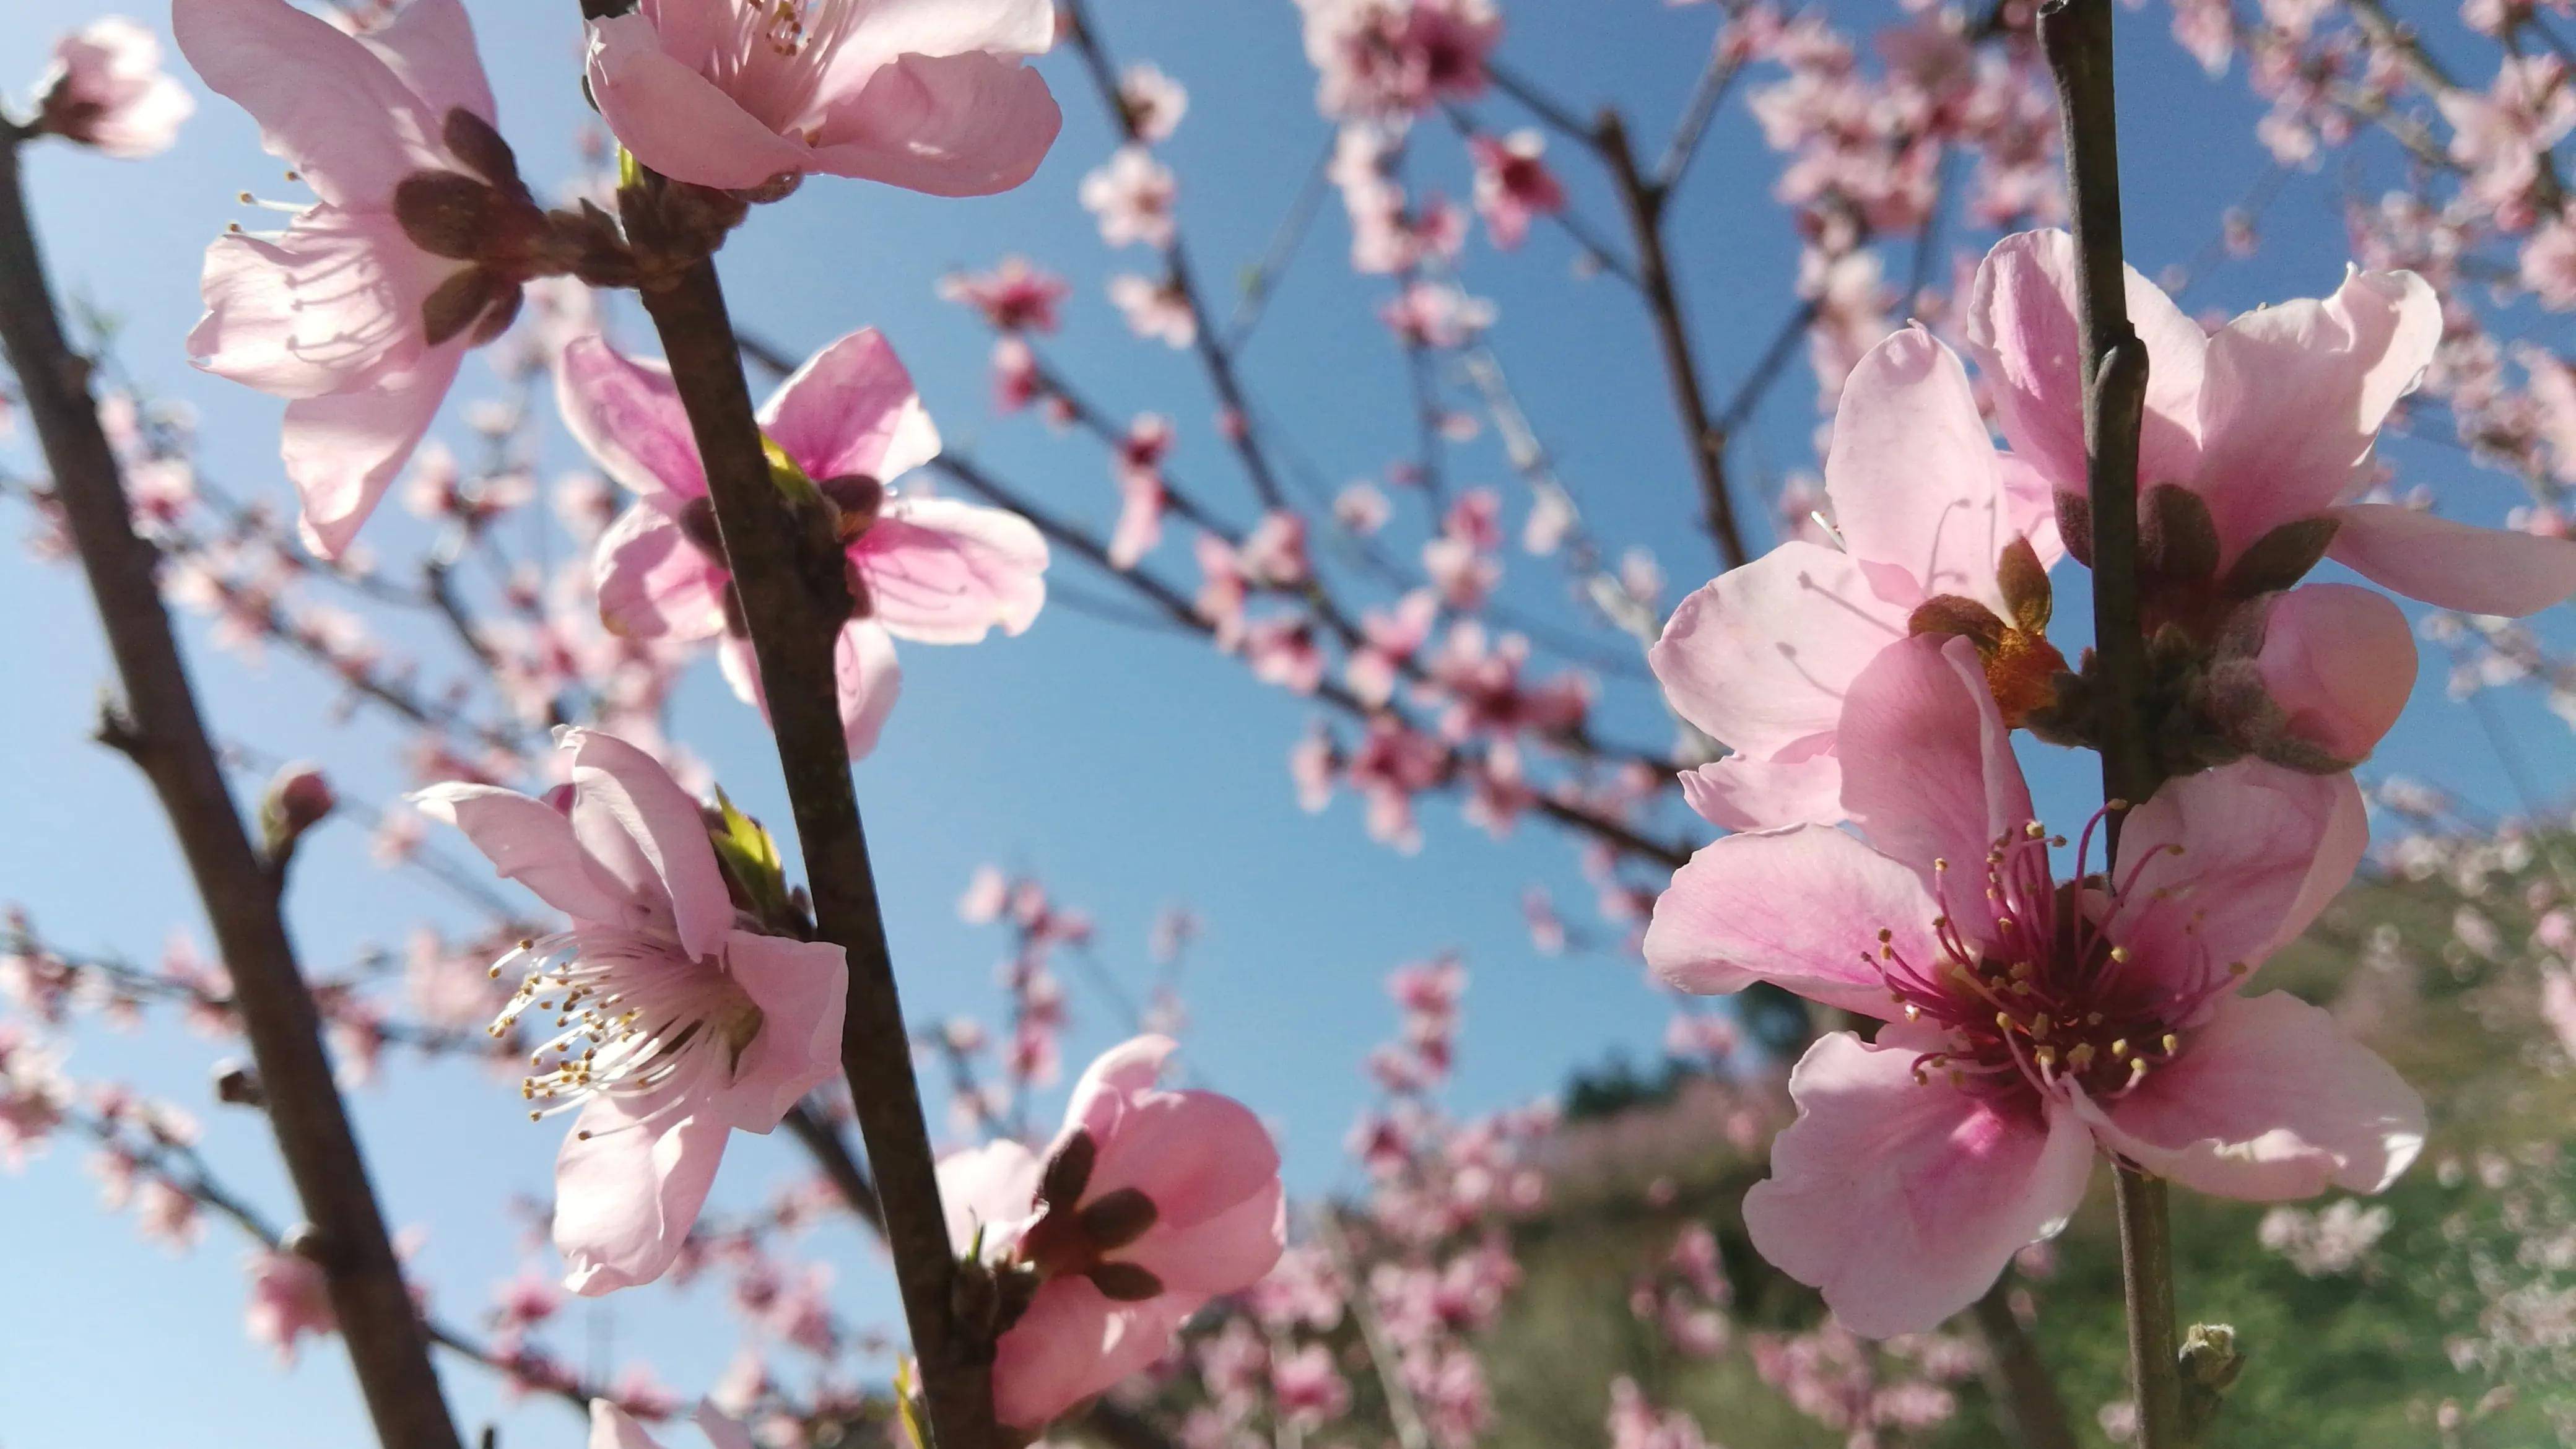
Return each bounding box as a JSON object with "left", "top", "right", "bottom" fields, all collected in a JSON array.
[
  {"left": 2035, "top": 2, "right": 2179, "bottom": 1445},
  {"left": 0, "top": 135, "right": 463, "bottom": 1449},
  {"left": 1969, "top": 1282, "right": 2081, "bottom": 1449},
  {"left": 1595, "top": 111, "right": 1748, "bottom": 569},
  {"left": 627, "top": 233, "right": 994, "bottom": 1447}
]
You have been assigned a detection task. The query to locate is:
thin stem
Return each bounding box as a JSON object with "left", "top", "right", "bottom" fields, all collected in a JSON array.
[
  {"left": 629, "top": 241, "right": 993, "bottom": 1448},
  {"left": 1969, "top": 1281, "right": 2081, "bottom": 1449},
  {"left": 1651, "top": 33, "right": 1747, "bottom": 195},
  {"left": 0, "top": 137, "right": 462, "bottom": 1449},
  {"left": 2038, "top": 1, "right": 2180, "bottom": 1443},
  {"left": 1595, "top": 110, "right": 1747, "bottom": 569}
]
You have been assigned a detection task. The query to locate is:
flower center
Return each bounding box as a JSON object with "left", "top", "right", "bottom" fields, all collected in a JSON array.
[
  {"left": 1866, "top": 809, "right": 2244, "bottom": 1105},
  {"left": 489, "top": 927, "right": 764, "bottom": 1126}
]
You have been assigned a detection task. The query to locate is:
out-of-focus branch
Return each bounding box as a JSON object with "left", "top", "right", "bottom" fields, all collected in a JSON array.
[
  {"left": 1970, "top": 1283, "right": 2081, "bottom": 1449},
  {"left": 1230, "top": 134, "right": 1340, "bottom": 346},
  {"left": 1059, "top": 0, "right": 1292, "bottom": 513},
  {"left": 0, "top": 135, "right": 463, "bottom": 1449},
  {"left": 630, "top": 227, "right": 995, "bottom": 1448},
  {"left": 1595, "top": 110, "right": 1748, "bottom": 570},
  {"left": 2036, "top": 5, "right": 2178, "bottom": 1448}
]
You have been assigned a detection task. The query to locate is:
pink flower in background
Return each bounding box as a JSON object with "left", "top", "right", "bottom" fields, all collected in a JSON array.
[
  {"left": 1108, "top": 272, "right": 1197, "bottom": 349},
  {"left": 242, "top": 1248, "right": 336, "bottom": 1365},
  {"left": 1380, "top": 281, "right": 1495, "bottom": 349},
  {"left": 583, "top": 0, "right": 1061, "bottom": 195},
  {"left": 1110, "top": 414, "right": 1175, "bottom": 569},
  {"left": 557, "top": 328, "right": 1047, "bottom": 757},
  {"left": 1466, "top": 131, "right": 1563, "bottom": 249},
  {"left": 1119, "top": 61, "right": 1190, "bottom": 143},
  {"left": 1082, "top": 146, "right": 1179, "bottom": 248},
  {"left": 32, "top": 17, "right": 194, "bottom": 158},
  {"left": 1645, "top": 636, "right": 2422, "bottom": 1334},
  {"left": 941, "top": 1035, "right": 1286, "bottom": 1431},
  {"left": 1652, "top": 324, "right": 2058, "bottom": 832},
  {"left": 176, "top": 0, "right": 519, "bottom": 559},
  {"left": 1295, "top": 0, "right": 1500, "bottom": 119},
  {"left": 938, "top": 257, "right": 1071, "bottom": 333},
  {"left": 1969, "top": 228, "right": 2576, "bottom": 617},
  {"left": 589, "top": 1399, "right": 751, "bottom": 1449},
  {"left": 414, "top": 729, "right": 850, "bottom": 1294}
]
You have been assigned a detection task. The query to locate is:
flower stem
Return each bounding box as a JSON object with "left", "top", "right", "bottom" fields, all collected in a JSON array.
[
  {"left": 0, "top": 134, "right": 462, "bottom": 1449},
  {"left": 2036, "top": 1, "right": 2187, "bottom": 1443},
  {"left": 629, "top": 237, "right": 995, "bottom": 1447}
]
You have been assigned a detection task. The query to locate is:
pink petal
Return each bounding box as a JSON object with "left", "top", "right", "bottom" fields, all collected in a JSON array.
[
  {"left": 1825, "top": 326, "right": 2016, "bottom": 609},
  {"left": 2196, "top": 269, "right": 2442, "bottom": 553},
  {"left": 284, "top": 356, "right": 462, "bottom": 559},
  {"left": 172, "top": 0, "right": 448, "bottom": 206},
  {"left": 565, "top": 729, "right": 734, "bottom": 962},
  {"left": 992, "top": 1279, "right": 1197, "bottom": 1430},
  {"left": 1126, "top": 1178, "right": 1285, "bottom": 1295},
  {"left": 1677, "top": 747, "right": 1847, "bottom": 832},
  {"left": 1064, "top": 1034, "right": 1177, "bottom": 1138},
  {"left": 2325, "top": 502, "right": 2576, "bottom": 616},
  {"left": 1996, "top": 452, "right": 2065, "bottom": 568},
  {"left": 584, "top": 14, "right": 814, "bottom": 191},
  {"left": 344, "top": 0, "right": 494, "bottom": 127},
  {"left": 1744, "top": 1030, "right": 2096, "bottom": 1337},
  {"left": 1835, "top": 635, "right": 2034, "bottom": 892},
  {"left": 807, "top": 50, "right": 1062, "bottom": 198},
  {"left": 594, "top": 503, "right": 729, "bottom": 641},
  {"left": 1648, "top": 542, "right": 1910, "bottom": 757},
  {"left": 1085, "top": 1090, "right": 1281, "bottom": 1234},
  {"left": 2084, "top": 991, "right": 2424, "bottom": 1200},
  {"left": 191, "top": 207, "right": 458, "bottom": 400},
  {"left": 756, "top": 329, "right": 942, "bottom": 484},
  {"left": 833, "top": 620, "right": 904, "bottom": 759},
  {"left": 555, "top": 1102, "right": 728, "bottom": 1295},
  {"left": 408, "top": 781, "right": 631, "bottom": 923},
  {"left": 589, "top": 1401, "right": 666, "bottom": 1449},
  {"left": 1964, "top": 229, "right": 2206, "bottom": 497},
  {"left": 939, "top": 1139, "right": 1043, "bottom": 1252},
  {"left": 2253, "top": 582, "right": 2417, "bottom": 762},
  {"left": 692, "top": 1408, "right": 754, "bottom": 1449},
  {"left": 2116, "top": 764, "right": 2367, "bottom": 978},
  {"left": 555, "top": 335, "right": 708, "bottom": 501},
  {"left": 857, "top": 498, "right": 1049, "bottom": 643},
  {"left": 716, "top": 931, "right": 848, "bottom": 1131},
  {"left": 811, "top": 0, "right": 1057, "bottom": 61},
  {"left": 1644, "top": 825, "right": 1937, "bottom": 1021}
]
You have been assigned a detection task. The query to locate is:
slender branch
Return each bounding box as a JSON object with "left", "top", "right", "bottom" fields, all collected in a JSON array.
[
  {"left": 628, "top": 233, "right": 993, "bottom": 1447},
  {"left": 1651, "top": 31, "right": 1748, "bottom": 195},
  {"left": 1484, "top": 61, "right": 1608, "bottom": 155},
  {"left": 0, "top": 136, "right": 462, "bottom": 1449},
  {"left": 2037, "top": 3, "right": 2178, "bottom": 1445},
  {"left": 778, "top": 1102, "right": 889, "bottom": 1239},
  {"left": 1058, "top": 0, "right": 1290, "bottom": 513},
  {"left": 1969, "top": 1282, "right": 2081, "bottom": 1449},
  {"left": 1595, "top": 110, "right": 1747, "bottom": 569},
  {"left": 1229, "top": 133, "right": 1339, "bottom": 347}
]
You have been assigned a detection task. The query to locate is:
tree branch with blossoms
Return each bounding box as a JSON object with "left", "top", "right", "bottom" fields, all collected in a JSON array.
[{"left": 0, "top": 114, "right": 466, "bottom": 1449}]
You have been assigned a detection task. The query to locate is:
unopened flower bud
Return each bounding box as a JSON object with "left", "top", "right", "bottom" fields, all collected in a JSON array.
[{"left": 260, "top": 762, "right": 335, "bottom": 859}]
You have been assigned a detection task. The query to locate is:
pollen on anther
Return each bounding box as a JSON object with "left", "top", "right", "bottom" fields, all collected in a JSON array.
[{"left": 2160, "top": 1033, "right": 2180, "bottom": 1055}]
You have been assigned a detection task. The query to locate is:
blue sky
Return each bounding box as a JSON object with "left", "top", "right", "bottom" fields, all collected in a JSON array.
[{"left": 2, "top": 0, "right": 2570, "bottom": 1443}]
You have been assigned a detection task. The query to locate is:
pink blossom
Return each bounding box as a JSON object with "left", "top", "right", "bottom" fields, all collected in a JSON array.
[
  {"left": 1295, "top": 0, "right": 1500, "bottom": 119},
  {"left": 939, "top": 257, "right": 1071, "bottom": 333},
  {"left": 1645, "top": 635, "right": 2423, "bottom": 1334},
  {"left": 1082, "top": 147, "right": 1179, "bottom": 249},
  {"left": 588, "top": 1399, "right": 752, "bottom": 1449},
  {"left": 2436, "top": 56, "right": 2576, "bottom": 225},
  {"left": 582, "top": 0, "right": 1061, "bottom": 195},
  {"left": 414, "top": 729, "right": 850, "bottom": 1294},
  {"left": 33, "top": 17, "right": 194, "bottom": 158},
  {"left": 1112, "top": 415, "right": 1175, "bottom": 568},
  {"left": 1653, "top": 323, "right": 2058, "bottom": 832},
  {"left": 1119, "top": 62, "right": 1190, "bottom": 143},
  {"left": 1109, "top": 272, "right": 1198, "bottom": 349},
  {"left": 1969, "top": 228, "right": 2576, "bottom": 617},
  {"left": 1380, "top": 281, "right": 1495, "bottom": 349},
  {"left": 0, "top": 1028, "right": 70, "bottom": 1167},
  {"left": 940, "top": 1036, "right": 1286, "bottom": 1430},
  {"left": 558, "top": 328, "right": 1048, "bottom": 757},
  {"left": 243, "top": 1248, "right": 336, "bottom": 1365},
  {"left": 1466, "top": 131, "right": 1564, "bottom": 250},
  {"left": 176, "top": 0, "right": 516, "bottom": 559}
]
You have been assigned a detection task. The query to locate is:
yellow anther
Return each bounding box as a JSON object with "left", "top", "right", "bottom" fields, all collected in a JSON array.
[
  {"left": 2110, "top": 1039, "right": 2130, "bottom": 1058},
  {"left": 2161, "top": 1033, "right": 2180, "bottom": 1055}
]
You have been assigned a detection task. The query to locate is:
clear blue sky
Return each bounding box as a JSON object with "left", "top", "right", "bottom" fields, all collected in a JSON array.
[{"left": 1, "top": 1, "right": 2569, "bottom": 1443}]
